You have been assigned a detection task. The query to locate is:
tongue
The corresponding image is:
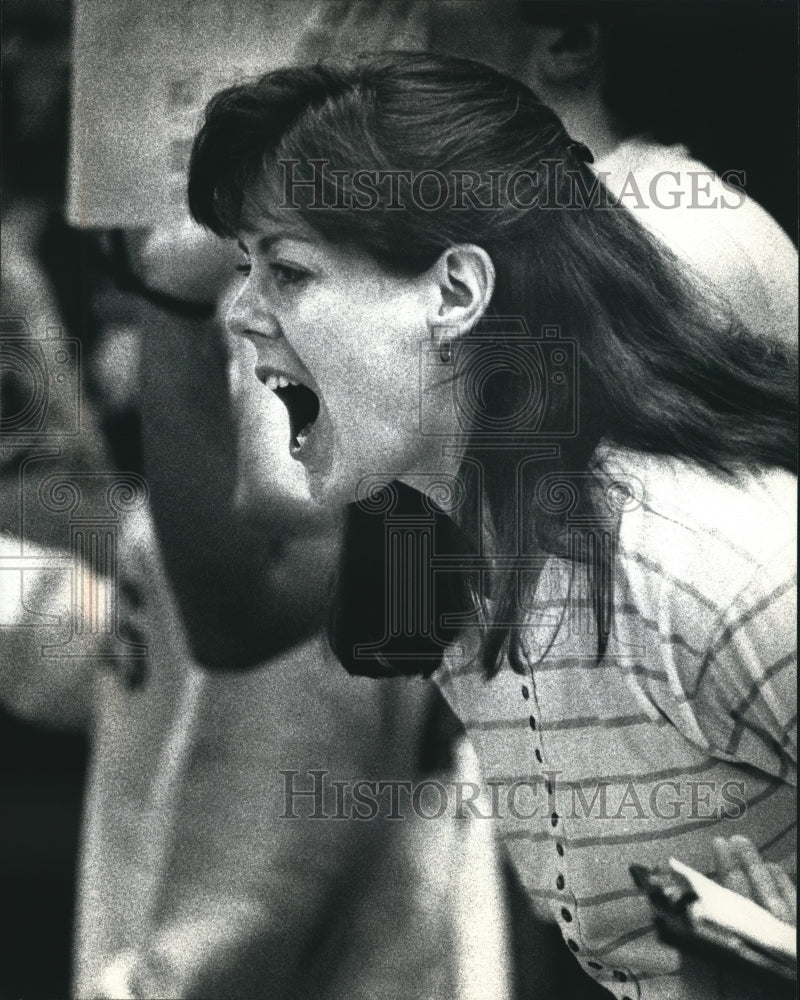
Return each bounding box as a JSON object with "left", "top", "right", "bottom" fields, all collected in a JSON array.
[{"left": 274, "top": 384, "right": 320, "bottom": 448}]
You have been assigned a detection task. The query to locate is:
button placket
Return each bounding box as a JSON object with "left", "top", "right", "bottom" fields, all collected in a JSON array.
[{"left": 521, "top": 664, "right": 582, "bottom": 959}]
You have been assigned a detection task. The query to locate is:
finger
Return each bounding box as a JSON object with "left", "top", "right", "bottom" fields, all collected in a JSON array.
[
  {"left": 721, "top": 867, "right": 752, "bottom": 898},
  {"left": 766, "top": 864, "right": 797, "bottom": 925},
  {"left": 713, "top": 837, "right": 752, "bottom": 897},
  {"left": 713, "top": 836, "right": 737, "bottom": 876},
  {"left": 729, "top": 836, "right": 792, "bottom": 921}
]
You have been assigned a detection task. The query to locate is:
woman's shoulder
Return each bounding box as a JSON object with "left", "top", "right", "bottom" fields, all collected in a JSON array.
[
  {"left": 595, "top": 444, "right": 795, "bottom": 612},
  {"left": 594, "top": 446, "right": 796, "bottom": 772}
]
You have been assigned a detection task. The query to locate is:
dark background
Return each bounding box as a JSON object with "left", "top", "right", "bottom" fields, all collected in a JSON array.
[{"left": 602, "top": 0, "right": 797, "bottom": 241}]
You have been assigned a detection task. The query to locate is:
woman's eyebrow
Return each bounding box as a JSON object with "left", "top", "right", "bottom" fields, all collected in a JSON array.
[{"left": 237, "top": 232, "right": 315, "bottom": 255}]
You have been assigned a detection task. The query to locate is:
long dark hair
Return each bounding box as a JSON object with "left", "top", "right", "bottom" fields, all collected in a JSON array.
[{"left": 188, "top": 51, "right": 796, "bottom": 678}]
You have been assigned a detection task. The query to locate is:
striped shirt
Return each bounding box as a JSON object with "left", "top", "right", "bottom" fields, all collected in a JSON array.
[{"left": 436, "top": 446, "right": 796, "bottom": 1000}]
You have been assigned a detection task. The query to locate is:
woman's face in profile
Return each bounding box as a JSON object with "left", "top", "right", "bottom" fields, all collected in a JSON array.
[{"left": 226, "top": 206, "right": 449, "bottom": 506}]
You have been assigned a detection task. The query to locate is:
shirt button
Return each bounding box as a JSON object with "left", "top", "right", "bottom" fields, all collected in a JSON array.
[
  {"left": 613, "top": 970, "right": 628, "bottom": 983},
  {"left": 521, "top": 685, "right": 530, "bottom": 699},
  {"left": 567, "top": 939, "right": 579, "bottom": 952},
  {"left": 556, "top": 874, "right": 565, "bottom": 890},
  {"left": 587, "top": 961, "right": 602, "bottom": 970},
  {"left": 556, "top": 842, "right": 565, "bottom": 856},
  {"left": 529, "top": 715, "right": 536, "bottom": 730},
  {"left": 535, "top": 749, "right": 543, "bottom": 763},
  {"left": 550, "top": 812, "right": 559, "bottom": 827},
  {"left": 561, "top": 908, "right": 572, "bottom": 922}
]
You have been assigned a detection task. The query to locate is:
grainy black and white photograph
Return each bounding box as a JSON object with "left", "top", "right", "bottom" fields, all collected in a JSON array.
[{"left": 0, "top": 2, "right": 797, "bottom": 998}]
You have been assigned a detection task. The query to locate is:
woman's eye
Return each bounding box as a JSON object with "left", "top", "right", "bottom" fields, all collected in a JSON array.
[
  {"left": 232, "top": 259, "right": 308, "bottom": 285},
  {"left": 270, "top": 262, "right": 308, "bottom": 286}
]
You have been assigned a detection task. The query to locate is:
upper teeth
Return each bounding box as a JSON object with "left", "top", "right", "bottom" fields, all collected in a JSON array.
[{"left": 265, "top": 373, "right": 299, "bottom": 390}]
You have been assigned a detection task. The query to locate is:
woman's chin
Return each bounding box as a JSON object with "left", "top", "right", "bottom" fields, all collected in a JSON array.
[
  {"left": 302, "top": 464, "right": 357, "bottom": 510},
  {"left": 302, "top": 461, "right": 393, "bottom": 510},
  {"left": 304, "top": 467, "right": 463, "bottom": 513}
]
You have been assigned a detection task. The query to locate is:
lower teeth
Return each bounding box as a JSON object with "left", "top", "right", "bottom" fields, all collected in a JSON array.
[{"left": 292, "top": 422, "right": 314, "bottom": 452}]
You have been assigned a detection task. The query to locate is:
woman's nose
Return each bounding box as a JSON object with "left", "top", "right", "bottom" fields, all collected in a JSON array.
[{"left": 225, "top": 281, "right": 282, "bottom": 342}]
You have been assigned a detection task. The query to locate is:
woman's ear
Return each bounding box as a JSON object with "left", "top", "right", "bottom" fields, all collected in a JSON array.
[{"left": 425, "top": 244, "right": 495, "bottom": 350}]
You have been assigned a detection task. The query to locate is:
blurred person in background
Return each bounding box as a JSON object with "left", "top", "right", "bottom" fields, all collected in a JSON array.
[
  {"left": 514, "top": 0, "right": 797, "bottom": 349},
  {"left": 3, "top": 5, "right": 499, "bottom": 997},
  {"left": 2, "top": 213, "right": 517, "bottom": 999},
  {"left": 1, "top": 4, "right": 99, "bottom": 994},
  {"left": 1, "top": 0, "right": 147, "bottom": 477},
  {"left": 1, "top": 0, "right": 73, "bottom": 332},
  {"left": 429, "top": 0, "right": 797, "bottom": 349}
]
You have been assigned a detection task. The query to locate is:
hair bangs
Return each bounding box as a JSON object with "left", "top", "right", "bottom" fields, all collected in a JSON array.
[
  {"left": 188, "top": 92, "right": 274, "bottom": 235},
  {"left": 189, "top": 64, "right": 366, "bottom": 238}
]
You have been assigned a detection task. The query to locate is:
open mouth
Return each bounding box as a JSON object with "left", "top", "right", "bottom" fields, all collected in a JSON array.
[{"left": 255, "top": 367, "right": 320, "bottom": 456}]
